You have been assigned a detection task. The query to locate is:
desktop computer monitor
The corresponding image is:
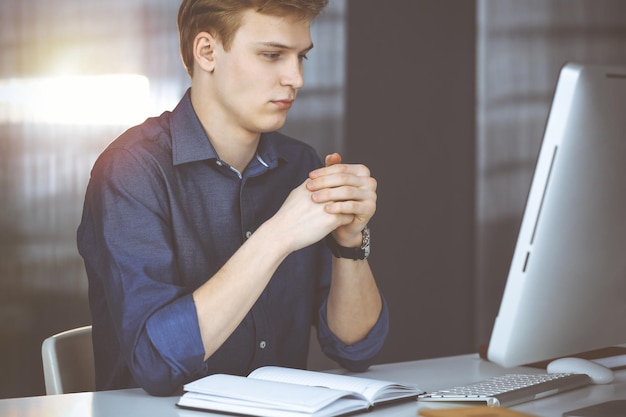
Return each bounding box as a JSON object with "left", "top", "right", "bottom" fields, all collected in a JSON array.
[{"left": 487, "top": 63, "right": 626, "bottom": 368}]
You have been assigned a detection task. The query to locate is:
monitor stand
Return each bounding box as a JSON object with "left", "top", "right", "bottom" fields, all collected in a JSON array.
[{"left": 478, "top": 344, "right": 626, "bottom": 370}]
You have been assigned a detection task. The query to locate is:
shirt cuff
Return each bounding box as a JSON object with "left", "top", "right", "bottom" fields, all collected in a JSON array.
[
  {"left": 145, "top": 293, "right": 205, "bottom": 378},
  {"left": 317, "top": 296, "right": 389, "bottom": 372}
]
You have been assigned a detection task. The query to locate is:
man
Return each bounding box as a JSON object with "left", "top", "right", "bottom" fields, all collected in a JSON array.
[{"left": 78, "top": 0, "right": 388, "bottom": 396}]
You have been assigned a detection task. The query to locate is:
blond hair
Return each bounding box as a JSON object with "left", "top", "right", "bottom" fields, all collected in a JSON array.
[{"left": 178, "top": 0, "right": 329, "bottom": 76}]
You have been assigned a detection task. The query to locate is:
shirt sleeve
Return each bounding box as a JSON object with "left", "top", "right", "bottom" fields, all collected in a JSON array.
[
  {"left": 316, "top": 291, "right": 390, "bottom": 372},
  {"left": 78, "top": 145, "right": 206, "bottom": 396}
]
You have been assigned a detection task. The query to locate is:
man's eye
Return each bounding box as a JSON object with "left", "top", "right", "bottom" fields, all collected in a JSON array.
[
  {"left": 298, "top": 54, "right": 309, "bottom": 62},
  {"left": 262, "top": 52, "right": 281, "bottom": 60}
]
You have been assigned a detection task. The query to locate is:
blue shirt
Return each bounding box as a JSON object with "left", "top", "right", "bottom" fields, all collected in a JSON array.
[{"left": 77, "top": 90, "right": 389, "bottom": 396}]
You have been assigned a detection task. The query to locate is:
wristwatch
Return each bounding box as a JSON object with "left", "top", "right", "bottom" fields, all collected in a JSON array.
[{"left": 326, "top": 227, "right": 370, "bottom": 260}]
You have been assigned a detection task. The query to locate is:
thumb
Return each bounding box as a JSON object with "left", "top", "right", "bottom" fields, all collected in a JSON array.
[{"left": 325, "top": 153, "right": 342, "bottom": 167}]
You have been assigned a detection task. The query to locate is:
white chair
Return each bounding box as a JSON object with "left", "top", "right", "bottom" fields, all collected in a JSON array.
[{"left": 41, "top": 325, "right": 95, "bottom": 395}]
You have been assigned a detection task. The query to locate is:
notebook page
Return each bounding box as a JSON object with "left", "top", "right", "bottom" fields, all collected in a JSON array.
[
  {"left": 248, "top": 366, "right": 395, "bottom": 403},
  {"left": 183, "top": 374, "right": 365, "bottom": 414},
  {"left": 180, "top": 392, "right": 366, "bottom": 417}
]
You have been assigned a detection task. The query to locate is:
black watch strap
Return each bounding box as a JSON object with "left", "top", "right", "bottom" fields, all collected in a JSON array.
[{"left": 325, "top": 227, "right": 370, "bottom": 260}]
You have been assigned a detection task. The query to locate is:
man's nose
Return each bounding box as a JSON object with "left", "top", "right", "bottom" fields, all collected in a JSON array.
[{"left": 281, "top": 57, "right": 304, "bottom": 89}]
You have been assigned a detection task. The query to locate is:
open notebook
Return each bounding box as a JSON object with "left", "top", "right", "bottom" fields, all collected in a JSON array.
[{"left": 177, "top": 366, "right": 423, "bottom": 417}]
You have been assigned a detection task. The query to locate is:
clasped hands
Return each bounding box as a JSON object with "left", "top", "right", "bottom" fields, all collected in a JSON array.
[{"left": 274, "top": 153, "right": 377, "bottom": 253}]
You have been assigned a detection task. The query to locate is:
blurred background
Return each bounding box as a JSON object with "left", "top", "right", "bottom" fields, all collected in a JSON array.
[{"left": 0, "top": 0, "right": 625, "bottom": 398}]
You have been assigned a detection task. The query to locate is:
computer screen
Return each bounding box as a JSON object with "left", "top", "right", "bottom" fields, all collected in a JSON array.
[{"left": 487, "top": 63, "right": 626, "bottom": 368}]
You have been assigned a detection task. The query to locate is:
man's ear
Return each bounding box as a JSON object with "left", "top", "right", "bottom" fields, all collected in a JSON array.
[{"left": 193, "top": 31, "right": 217, "bottom": 73}]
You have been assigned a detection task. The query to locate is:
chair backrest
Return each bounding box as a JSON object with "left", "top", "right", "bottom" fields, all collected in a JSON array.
[{"left": 41, "top": 325, "right": 95, "bottom": 395}]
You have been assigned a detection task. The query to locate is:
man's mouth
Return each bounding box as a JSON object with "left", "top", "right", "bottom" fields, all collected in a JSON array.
[{"left": 272, "top": 99, "right": 294, "bottom": 110}]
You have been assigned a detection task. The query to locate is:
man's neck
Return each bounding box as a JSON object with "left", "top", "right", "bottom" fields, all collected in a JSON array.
[
  {"left": 190, "top": 87, "right": 260, "bottom": 173},
  {"left": 213, "top": 138, "right": 260, "bottom": 174}
]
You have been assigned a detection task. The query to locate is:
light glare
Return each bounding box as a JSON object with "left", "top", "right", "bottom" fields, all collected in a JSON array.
[{"left": 0, "top": 74, "right": 150, "bottom": 125}]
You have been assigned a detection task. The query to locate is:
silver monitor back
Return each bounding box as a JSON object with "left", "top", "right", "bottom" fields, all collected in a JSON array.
[{"left": 488, "top": 63, "right": 626, "bottom": 367}]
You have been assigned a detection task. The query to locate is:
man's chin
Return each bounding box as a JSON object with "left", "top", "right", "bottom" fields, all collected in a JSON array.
[{"left": 257, "top": 117, "right": 288, "bottom": 133}]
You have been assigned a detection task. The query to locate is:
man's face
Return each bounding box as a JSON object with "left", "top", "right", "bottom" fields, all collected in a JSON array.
[{"left": 208, "top": 9, "right": 313, "bottom": 136}]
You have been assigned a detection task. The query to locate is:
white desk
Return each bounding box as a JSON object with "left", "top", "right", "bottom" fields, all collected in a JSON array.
[{"left": 1, "top": 354, "right": 625, "bottom": 417}]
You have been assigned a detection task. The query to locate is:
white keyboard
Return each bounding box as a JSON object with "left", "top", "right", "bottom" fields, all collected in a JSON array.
[{"left": 418, "top": 373, "right": 592, "bottom": 407}]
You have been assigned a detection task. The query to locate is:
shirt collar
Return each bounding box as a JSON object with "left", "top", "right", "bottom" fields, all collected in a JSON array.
[{"left": 170, "top": 89, "right": 286, "bottom": 169}]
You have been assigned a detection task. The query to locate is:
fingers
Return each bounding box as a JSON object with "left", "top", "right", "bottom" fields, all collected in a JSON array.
[
  {"left": 309, "top": 154, "right": 373, "bottom": 194},
  {"left": 307, "top": 154, "right": 376, "bottom": 199},
  {"left": 323, "top": 195, "right": 377, "bottom": 220},
  {"left": 306, "top": 153, "right": 377, "bottom": 223},
  {"left": 310, "top": 181, "right": 377, "bottom": 207},
  {"left": 325, "top": 152, "right": 342, "bottom": 167},
  {"left": 309, "top": 160, "right": 371, "bottom": 183},
  {"left": 273, "top": 179, "right": 354, "bottom": 252},
  {"left": 308, "top": 169, "right": 374, "bottom": 194}
]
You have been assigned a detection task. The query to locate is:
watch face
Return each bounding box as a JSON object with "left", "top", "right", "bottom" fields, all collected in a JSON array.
[{"left": 360, "top": 227, "right": 370, "bottom": 250}]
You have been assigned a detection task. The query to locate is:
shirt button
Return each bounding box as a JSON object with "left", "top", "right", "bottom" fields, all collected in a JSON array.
[
  {"left": 245, "top": 231, "right": 252, "bottom": 239},
  {"left": 259, "top": 341, "right": 267, "bottom": 349}
]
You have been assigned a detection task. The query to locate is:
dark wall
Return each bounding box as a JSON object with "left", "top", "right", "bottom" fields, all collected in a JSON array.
[{"left": 344, "top": 0, "right": 477, "bottom": 362}]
